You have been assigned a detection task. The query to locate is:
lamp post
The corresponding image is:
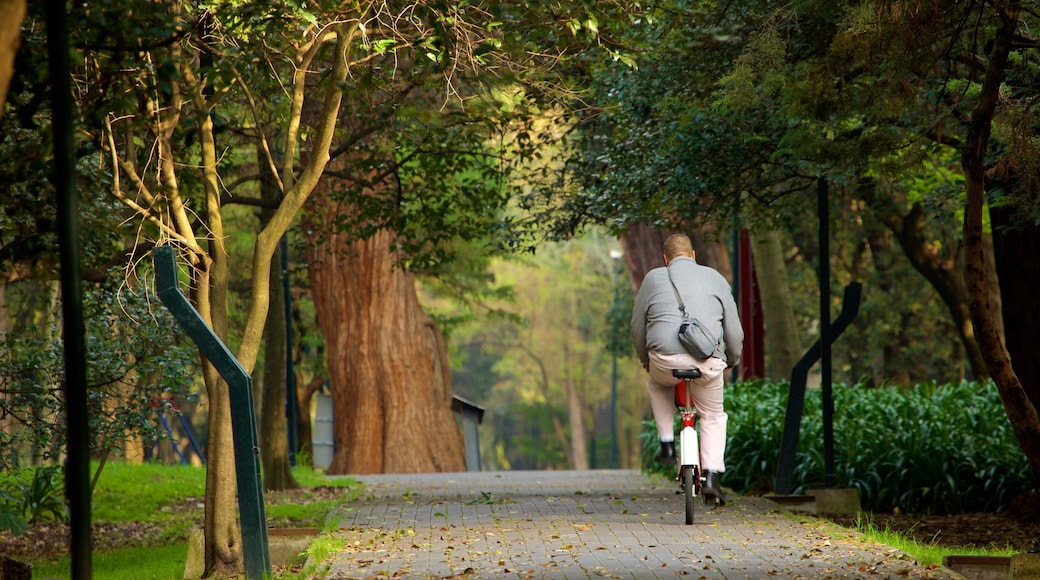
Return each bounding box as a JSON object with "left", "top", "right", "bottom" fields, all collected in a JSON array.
[{"left": 609, "top": 249, "right": 623, "bottom": 469}]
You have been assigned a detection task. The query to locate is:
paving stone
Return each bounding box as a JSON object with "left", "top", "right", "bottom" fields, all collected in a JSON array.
[{"left": 322, "top": 469, "right": 958, "bottom": 579}]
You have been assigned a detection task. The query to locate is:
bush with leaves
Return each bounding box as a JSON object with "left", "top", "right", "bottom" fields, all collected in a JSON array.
[
  {"left": 0, "top": 282, "right": 197, "bottom": 477},
  {"left": 0, "top": 466, "right": 68, "bottom": 536},
  {"left": 642, "top": 380, "right": 1032, "bottom": 515}
]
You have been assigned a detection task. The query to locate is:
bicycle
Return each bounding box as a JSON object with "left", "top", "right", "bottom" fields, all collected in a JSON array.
[{"left": 671, "top": 367, "right": 722, "bottom": 524}]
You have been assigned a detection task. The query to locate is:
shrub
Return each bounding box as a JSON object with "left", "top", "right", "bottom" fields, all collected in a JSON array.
[
  {"left": 642, "top": 379, "right": 1033, "bottom": 515},
  {"left": 0, "top": 283, "right": 198, "bottom": 473},
  {"left": 0, "top": 465, "right": 68, "bottom": 535}
]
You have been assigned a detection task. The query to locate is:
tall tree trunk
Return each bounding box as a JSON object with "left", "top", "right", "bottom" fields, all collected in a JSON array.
[
  {"left": 961, "top": 0, "right": 1040, "bottom": 484},
  {"left": 982, "top": 233, "right": 1005, "bottom": 345},
  {"left": 304, "top": 192, "right": 465, "bottom": 474},
  {"left": 294, "top": 375, "right": 325, "bottom": 465},
  {"left": 256, "top": 129, "right": 299, "bottom": 490},
  {"left": 620, "top": 223, "right": 669, "bottom": 290},
  {"left": 193, "top": 270, "right": 241, "bottom": 578},
  {"left": 194, "top": 73, "right": 244, "bottom": 574},
  {"left": 749, "top": 230, "right": 802, "bottom": 381},
  {"left": 990, "top": 205, "right": 1040, "bottom": 452},
  {"left": 564, "top": 352, "right": 589, "bottom": 470},
  {"left": 522, "top": 345, "right": 571, "bottom": 467},
  {"left": 0, "top": 0, "right": 25, "bottom": 109},
  {"left": 259, "top": 238, "right": 300, "bottom": 490},
  {"left": 203, "top": 233, "right": 242, "bottom": 578}
]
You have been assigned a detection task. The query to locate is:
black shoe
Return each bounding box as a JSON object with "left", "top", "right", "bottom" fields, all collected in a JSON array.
[
  {"left": 702, "top": 470, "right": 726, "bottom": 506},
  {"left": 654, "top": 441, "right": 676, "bottom": 465}
]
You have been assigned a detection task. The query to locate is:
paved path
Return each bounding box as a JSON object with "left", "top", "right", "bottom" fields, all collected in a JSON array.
[{"left": 323, "top": 470, "right": 956, "bottom": 579}]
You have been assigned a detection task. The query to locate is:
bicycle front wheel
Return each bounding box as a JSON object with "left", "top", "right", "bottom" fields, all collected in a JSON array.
[{"left": 682, "top": 465, "right": 696, "bottom": 525}]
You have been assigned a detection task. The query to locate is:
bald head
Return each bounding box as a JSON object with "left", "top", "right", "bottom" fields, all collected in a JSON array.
[{"left": 663, "top": 234, "right": 694, "bottom": 263}]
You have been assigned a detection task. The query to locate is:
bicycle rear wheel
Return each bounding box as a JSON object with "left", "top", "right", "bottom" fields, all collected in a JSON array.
[{"left": 682, "top": 465, "right": 696, "bottom": 525}]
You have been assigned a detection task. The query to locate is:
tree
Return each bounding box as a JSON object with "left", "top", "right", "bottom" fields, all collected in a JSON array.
[
  {"left": 303, "top": 215, "right": 467, "bottom": 473},
  {"left": 754, "top": 0, "right": 1040, "bottom": 483},
  {"left": 750, "top": 229, "right": 802, "bottom": 379},
  {"left": 258, "top": 237, "right": 298, "bottom": 490},
  {"left": 0, "top": 0, "right": 24, "bottom": 108},
  {"left": 86, "top": 0, "right": 646, "bottom": 568},
  {"left": 3, "top": 2, "right": 650, "bottom": 570},
  {"left": 291, "top": 1, "right": 649, "bottom": 475},
  {"left": 551, "top": 0, "right": 1040, "bottom": 484},
  {"left": 0, "top": 283, "right": 197, "bottom": 480},
  {"left": 476, "top": 233, "right": 636, "bottom": 470},
  {"left": 959, "top": 0, "right": 1040, "bottom": 482},
  {"left": 63, "top": 0, "right": 357, "bottom": 572},
  {"left": 2, "top": 0, "right": 204, "bottom": 489}
]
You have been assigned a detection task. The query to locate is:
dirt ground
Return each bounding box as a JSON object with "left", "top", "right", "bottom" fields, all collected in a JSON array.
[
  {"left": 2, "top": 489, "right": 1038, "bottom": 565},
  {"left": 820, "top": 490, "right": 1040, "bottom": 554}
]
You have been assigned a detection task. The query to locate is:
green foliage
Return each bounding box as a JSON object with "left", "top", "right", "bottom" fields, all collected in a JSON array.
[
  {"left": 0, "top": 283, "right": 197, "bottom": 474},
  {"left": 283, "top": 535, "right": 348, "bottom": 580},
  {"left": 546, "top": 0, "right": 1039, "bottom": 398},
  {"left": 830, "top": 381, "right": 1030, "bottom": 514},
  {"left": 446, "top": 231, "right": 646, "bottom": 470},
  {"left": 642, "top": 380, "right": 1032, "bottom": 515},
  {"left": 14, "top": 466, "right": 67, "bottom": 525},
  {"left": 0, "top": 466, "right": 68, "bottom": 535}
]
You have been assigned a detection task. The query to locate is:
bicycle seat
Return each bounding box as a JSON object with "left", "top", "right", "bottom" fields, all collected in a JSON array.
[{"left": 672, "top": 368, "right": 702, "bottom": 380}]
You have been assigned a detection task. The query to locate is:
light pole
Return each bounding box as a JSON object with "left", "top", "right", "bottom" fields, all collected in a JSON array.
[{"left": 609, "top": 249, "right": 623, "bottom": 469}]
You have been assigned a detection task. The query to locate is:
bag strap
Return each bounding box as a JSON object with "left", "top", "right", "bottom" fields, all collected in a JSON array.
[{"left": 666, "top": 269, "right": 690, "bottom": 321}]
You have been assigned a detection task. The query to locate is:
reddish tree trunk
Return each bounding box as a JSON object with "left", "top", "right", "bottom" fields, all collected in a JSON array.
[
  {"left": 621, "top": 223, "right": 731, "bottom": 293},
  {"left": 304, "top": 191, "right": 465, "bottom": 474},
  {"left": 0, "top": 0, "right": 26, "bottom": 109}
]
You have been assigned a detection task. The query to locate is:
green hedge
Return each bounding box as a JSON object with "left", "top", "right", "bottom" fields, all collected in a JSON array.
[{"left": 641, "top": 380, "right": 1033, "bottom": 515}]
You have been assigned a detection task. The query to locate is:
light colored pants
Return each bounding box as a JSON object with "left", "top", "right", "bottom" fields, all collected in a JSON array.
[{"left": 646, "top": 351, "right": 729, "bottom": 472}]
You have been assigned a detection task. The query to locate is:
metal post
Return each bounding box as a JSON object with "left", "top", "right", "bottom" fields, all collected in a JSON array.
[
  {"left": 281, "top": 235, "right": 298, "bottom": 466},
  {"left": 818, "top": 177, "right": 835, "bottom": 488},
  {"left": 774, "top": 283, "right": 861, "bottom": 495},
  {"left": 609, "top": 249, "right": 623, "bottom": 469},
  {"left": 47, "top": 2, "right": 92, "bottom": 576},
  {"left": 610, "top": 350, "right": 618, "bottom": 469}
]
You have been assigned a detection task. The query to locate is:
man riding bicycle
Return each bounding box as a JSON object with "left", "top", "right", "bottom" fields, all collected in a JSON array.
[{"left": 630, "top": 233, "right": 744, "bottom": 505}]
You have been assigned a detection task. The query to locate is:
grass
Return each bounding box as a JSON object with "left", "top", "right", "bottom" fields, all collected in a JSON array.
[
  {"left": 849, "top": 514, "right": 1020, "bottom": 567},
  {"left": 787, "top": 509, "right": 1020, "bottom": 568},
  {"left": 90, "top": 461, "right": 208, "bottom": 543},
  {"left": 28, "top": 461, "right": 362, "bottom": 580},
  {"left": 34, "top": 543, "right": 189, "bottom": 580},
  {"left": 282, "top": 535, "right": 349, "bottom": 580}
]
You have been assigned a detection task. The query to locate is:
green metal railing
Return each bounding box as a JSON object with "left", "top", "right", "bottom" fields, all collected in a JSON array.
[{"left": 153, "top": 245, "right": 271, "bottom": 579}]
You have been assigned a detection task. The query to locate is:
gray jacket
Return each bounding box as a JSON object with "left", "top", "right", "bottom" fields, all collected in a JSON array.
[{"left": 631, "top": 256, "right": 744, "bottom": 366}]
